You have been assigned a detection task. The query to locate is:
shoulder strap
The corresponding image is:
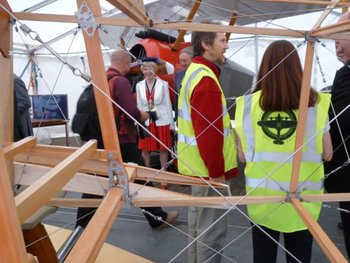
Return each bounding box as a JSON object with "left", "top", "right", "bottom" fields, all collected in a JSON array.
[{"left": 106, "top": 73, "right": 122, "bottom": 117}]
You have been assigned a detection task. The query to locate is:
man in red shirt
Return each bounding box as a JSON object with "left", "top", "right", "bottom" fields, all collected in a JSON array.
[{"left": 177, "top": 30, "right": 239, "bottom": 262}]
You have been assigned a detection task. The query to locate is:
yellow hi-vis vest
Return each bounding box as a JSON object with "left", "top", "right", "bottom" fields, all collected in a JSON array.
[
  {"left": 177, "top": 62, "right": 237, "bottom": 177},
  {"left": 235, "top": 90, "right": 331, "bottom": 232}
]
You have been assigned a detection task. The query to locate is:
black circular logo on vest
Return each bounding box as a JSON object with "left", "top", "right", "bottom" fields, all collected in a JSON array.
[{"left": 257, "top": 111, "right": 297, "bottom": 145}]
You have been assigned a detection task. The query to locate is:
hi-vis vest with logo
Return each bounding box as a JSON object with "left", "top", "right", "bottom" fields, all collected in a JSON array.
[
  {"left": 235, "top": 90, "right": 331, "bottom": 232},
  {"left": 177, "top": 62, "right": 237, "bottom": 177}
]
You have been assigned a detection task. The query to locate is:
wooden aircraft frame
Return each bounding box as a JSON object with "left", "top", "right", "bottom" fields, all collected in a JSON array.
[{"left": 1, "top": 0, "right": 350, "bottom": 262}]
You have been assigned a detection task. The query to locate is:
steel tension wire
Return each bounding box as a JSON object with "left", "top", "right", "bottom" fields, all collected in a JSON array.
[{"left": 18, "top": 23, "right": 91, "bottom": 83}]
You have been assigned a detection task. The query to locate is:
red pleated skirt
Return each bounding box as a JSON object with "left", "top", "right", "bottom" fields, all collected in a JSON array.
[{"left": 138, "top": 122, "right": 172, "bottom": 151}]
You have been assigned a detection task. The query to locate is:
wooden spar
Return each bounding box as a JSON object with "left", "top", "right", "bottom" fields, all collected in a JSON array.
[
  {"left": 107, "top": 0, "right": 150, "bottom": 26},
  {"left": 47, "top": 192, "right": 350, "bottom": 208},
  {"left": 3, "top": 136, "right": 37, "bottom": 159},
  {"left": 312, "top": 19, "right": 350, "bottom": 37},
  {"left": 225, "top": 13, "right": 238, "bottom": 42},
  {"left": 312, "top": 0, "right": 341, "bottom": 30},
  {"left": 0, "top": 146, "right": 28, "bottom": 263},
  {"left": 76, "top": 0, "right": 125, "bottom": 168},
  {"left": 292, "top": 198, "right": 347, "bottom": 263},
  {"left": 172, "top": 0, "right": 202, "bottom": 51},
  {"left": 290, "top": 41, "right": 314, "bottom": 193},
  {"left": 0, "top": 0, "right": 11, "bottom": 58},
  {"left": 289, "top": 25, "right": 344, "bottom": 262},
  {"left": 15, "top": 140, "right": 97, "bottom": 223},
  {"left": 65, "top": 188, "right": 124, "bottom": 263},
  {"left": 12, "top": 12, "right": 350, "bottom": 41}
]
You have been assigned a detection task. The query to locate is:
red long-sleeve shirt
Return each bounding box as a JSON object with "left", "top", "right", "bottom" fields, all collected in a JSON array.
[{"left": 190, "top": 57, "right": 238, "bottom": 179}]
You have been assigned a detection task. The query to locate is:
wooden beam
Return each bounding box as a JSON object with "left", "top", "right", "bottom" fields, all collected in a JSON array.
[
  {"left": 15, "top": 140, "right": 97, "bottom": 223},
  {"left": 48, "top": 197, "right": 103, "bottom": 207},
  {"left": 14, "top": 12, "right": 139, "bottom": 27},
  {"left": 290, "top": 41, "right": 314, "bottom": 193},
  {"left": 0, "top": 146, "right": 28, "bottom": 262},
  {"left": 107, "top": 0, "right": 150, "bottom": 26},
  {"left": 0, "top": 0, "right": 11, "bottom": 58},
  {"left": 3, "top": 136, "right": 36, "bottom": 159},
  {"left": 133, "top": 194, "right": 287, "bottom": 208},
  {"left": 0, "top": 1, "right": 12, "bottom": 142},
  {"left": 14, "top": 162, "right": 109, "bottom": 196},
  {"left": 292, "top": 198, "right": 347, "bottom": 262},
  {"left": 226, "top": 13, "right": 238, "bottom": 41},
  {"left": 127, "top": 163, "right": 226, "bottom": 188},
  {"left": 302, "top": 192, "right": 350, "bottom": 202},
  {"left": 13, "top": 12, "right": 307, "bottom": 38},
  {"left": 312, "top": 19, "right": 350, "bottom": 37},
  {"left": 156, "top": 22, "right": 307, "bottom": 38},
  {"left": 65, "top": 188, "right": 124, "bottom": 263},
  {"left": 14, "top": 144, "right": 117, "bottom": 176},
  {"left": 172, "top": 0, "right": 202, "bottom": 51},
  {"left": 312, "top": 0, "right": 341, "bottom": 29},
  {"left": 76, "top": 0, "right": 126, "bottom": 171}
]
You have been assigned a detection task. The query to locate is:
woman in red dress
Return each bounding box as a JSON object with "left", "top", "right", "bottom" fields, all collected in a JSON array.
[{"left": 136, "top": 61, "right": 175, "bottom": 189}]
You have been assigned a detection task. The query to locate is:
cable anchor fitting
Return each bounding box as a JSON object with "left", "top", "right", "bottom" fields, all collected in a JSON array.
[
  {"left": 75, "top": 2, "right": 98, "bottom": 38},
  {"left": 108, "top": 156, "right": 131, "bottom": 206}
]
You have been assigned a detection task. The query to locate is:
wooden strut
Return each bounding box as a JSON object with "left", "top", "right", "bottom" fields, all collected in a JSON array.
[{"left": 1, "top": 0, "right": 350, "bottom": 262}]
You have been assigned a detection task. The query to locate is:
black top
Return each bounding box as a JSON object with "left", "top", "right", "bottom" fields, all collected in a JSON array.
[{"left": 324, "top": 61, "right": 350, "bottom": 193}]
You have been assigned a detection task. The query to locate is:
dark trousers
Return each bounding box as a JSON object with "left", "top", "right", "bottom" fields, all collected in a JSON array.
[
  {"left": 252, "top": 224, "right": 313, "bottom": 263},
  {"left": 339, "top": 201, "right": 350, "bottom": 258},
  {"left": 76, "top": 143, "right": 167, "bottom": 228}
]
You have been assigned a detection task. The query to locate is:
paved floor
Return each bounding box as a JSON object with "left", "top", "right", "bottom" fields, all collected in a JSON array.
[{"left": 43, "top": 183, "right": 347, "bottom": 263}]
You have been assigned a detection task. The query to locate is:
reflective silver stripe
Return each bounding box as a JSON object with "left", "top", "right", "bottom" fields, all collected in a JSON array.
[
  {"left": 305, "top": 107, "right": 317, "bottom": 155},
  {"left": 246, "top": 177, "right": 323, "bottom": 192},
  {"left": 245, "top": 151, "right": 322, "bottom": 163},
  {"left": 177, "top": 133, "right": 197, "bottom": 146},
  {"left": 223, "top": 127, "right": 231, "bottom": 137},
  {"left": 178, "top": 127, "right": 230, "bottom": 147},
  {"left": 178, "top": 67, "right": 209, "bottom": 121},
  {"left": 242, "top": 94, "right": 255, "bottom": 159}
]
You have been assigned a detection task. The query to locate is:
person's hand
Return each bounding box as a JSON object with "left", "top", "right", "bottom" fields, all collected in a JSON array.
[
  {"left": 209, "top": 175, "right": 225, "bottom": 184},
  {"left": 140, "top": 111, "right": 150, "bottom": 122}
]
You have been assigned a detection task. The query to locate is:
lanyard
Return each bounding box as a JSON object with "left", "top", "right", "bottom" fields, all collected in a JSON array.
[{"left": 145, "top": 78, "right": 157, "bottom": 98}]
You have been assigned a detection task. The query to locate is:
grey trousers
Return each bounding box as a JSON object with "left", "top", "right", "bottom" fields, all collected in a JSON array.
[{"left": 187, "top": 179, "right": 233, "bottom": 263}]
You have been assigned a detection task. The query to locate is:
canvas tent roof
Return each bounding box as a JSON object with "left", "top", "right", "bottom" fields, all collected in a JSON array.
[{"left": 8, "top": 0, "right": 344, "bottom": 55}]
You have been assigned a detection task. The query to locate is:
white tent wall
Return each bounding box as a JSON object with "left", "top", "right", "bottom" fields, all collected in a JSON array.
[{"left": 13, "top": 52, "right": 111, "bottom": 140}]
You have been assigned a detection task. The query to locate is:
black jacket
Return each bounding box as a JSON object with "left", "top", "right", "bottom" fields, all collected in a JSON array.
[{"left": 324, "top": 61, "right": 350, "bottom": 193}]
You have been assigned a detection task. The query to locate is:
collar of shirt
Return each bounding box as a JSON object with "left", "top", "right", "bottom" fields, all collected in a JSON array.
[{"left": 192, "top": 56, "right": 220, "bottom": 78}]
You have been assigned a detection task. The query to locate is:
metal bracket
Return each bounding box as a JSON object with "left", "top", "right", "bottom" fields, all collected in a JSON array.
[
  {"left": 75, "top": 2, "right": 97, "bottom": 38},
  {"left": 304, "top": 33, "right": 318, "bottom": 46},
  {"left": 285, "top": 191, "right": 302, "bottom": 203},
  {"left": 108, "top": 157, "right": 130, "bottom": 205}
]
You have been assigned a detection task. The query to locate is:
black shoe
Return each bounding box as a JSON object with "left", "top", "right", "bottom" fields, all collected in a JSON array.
[{"left": 154, "top": 210, "right": 179, "bottom": 229}]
